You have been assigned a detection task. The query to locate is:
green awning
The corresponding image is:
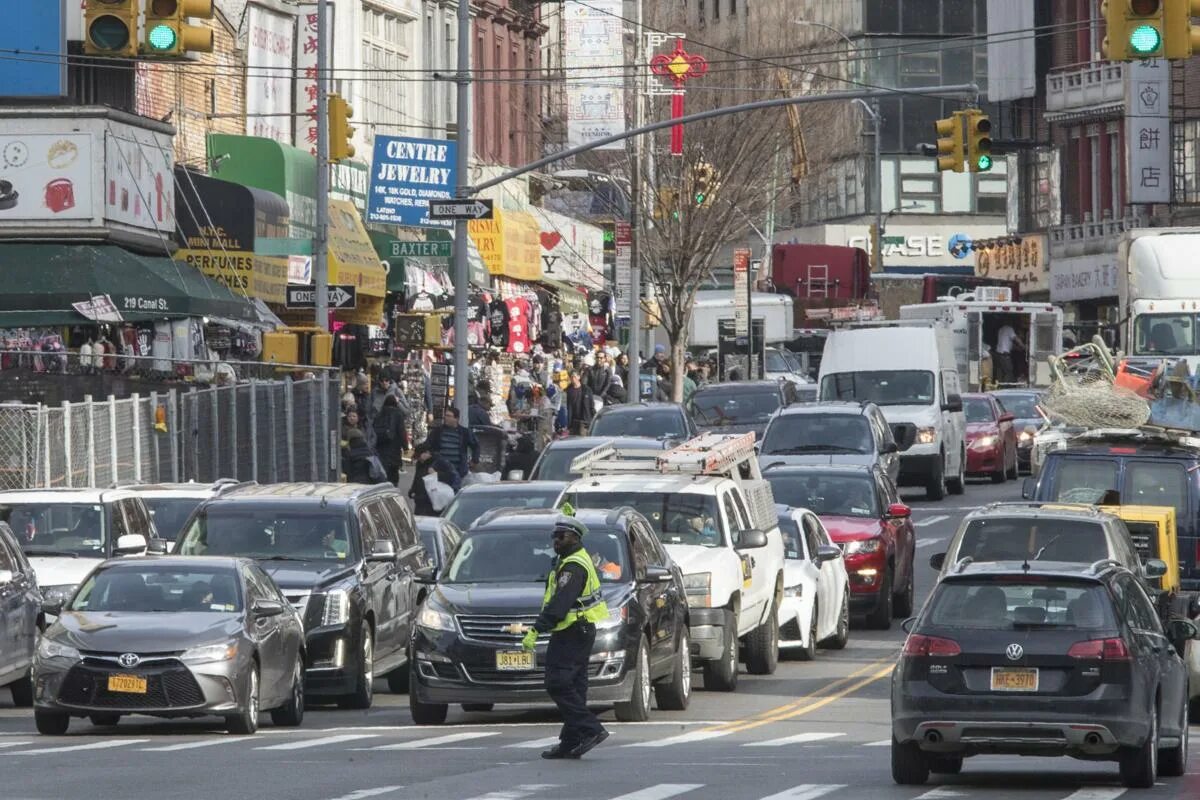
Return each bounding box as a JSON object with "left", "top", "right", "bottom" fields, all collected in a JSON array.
[
  {"left": 543, "top": 279, "right": 588, "bottom": 315},
  {"left": 0, "top": 243, "right": 256, "bottom": 324}
]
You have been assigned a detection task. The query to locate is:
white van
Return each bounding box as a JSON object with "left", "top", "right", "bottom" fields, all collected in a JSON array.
[{"left": 817, "top": 323, "right": 966, "bottom": 501}]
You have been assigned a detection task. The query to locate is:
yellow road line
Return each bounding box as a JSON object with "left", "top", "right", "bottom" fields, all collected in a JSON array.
[{"left": 722, "top": 664, "right": 895, "bottom": 734}]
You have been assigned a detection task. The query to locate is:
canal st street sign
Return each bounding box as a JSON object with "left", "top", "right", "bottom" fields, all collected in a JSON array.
[{"left": 285, "top": 284, "right": 358, "bottom": 309}]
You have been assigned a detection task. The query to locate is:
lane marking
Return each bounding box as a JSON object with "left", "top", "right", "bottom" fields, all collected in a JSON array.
[
  {"left": 460, "top": 785, "right": 558, "bottom": 800},
  {"left": 506, "top": 736, "right": 561, "bottom": 749},
  {"left": 757, "top": 784, "right": 847, "bottom": 800},
  {"left": 745, "top": 732, "right": 845, "bottom": 747},
  {"left": 725, "top": 664, "right": 895, "bottom": 734},
  {"left": 367, "top": 731, "right": 500, "bottom": 750},
  {"left": 863, "top": 739, "right": 890, "bottom": 747},
  {"left": 606, "top": 785, "right": 704, "bottom": 800},
  {"left": 258, "top": 734, "right": 380, "bottom": 751},
  {"left": 1062, "top": 791, "right": 1127, "bottom": 800},
  {"left": 321, "top": 788, "right": 404, "bottom": 800},
  {"left": 913, "top": 790, "right": 968, "bottom": 799},
  {"left": 914, "top": 539, "right": 945, "bottom": 549},
  {"left": 7, "top": 738, "right": 150, "bottom": 755},
  {"left": 0, "top": 741, "right": 31, "bottom": 749},
  {"left": 625, "top": 730, "right": 733, "bottom": 748},
  {"left": 142, "top": 739, "right": 236, "bottom": 752},
  {"left": 914, "top": 515, "right": 949, "bottom": 527}
]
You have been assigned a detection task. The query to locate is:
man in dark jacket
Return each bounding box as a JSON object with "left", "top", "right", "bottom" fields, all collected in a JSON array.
[
  {"left": 504, "top": 434, "right": 538, "bottom": 480},
  {"left": 467, "top": 393, "right": 492, "bottom": 427},
  {"left": 373, "top": 394, "right": 408, "bottom": 485},
  {"left": 427, "top": 406, "right": 480, "bottom": 478},
  {"left": 342, "top": 429, "right": 375, "bottom": 484},
  {"left": 564, "top": 371, "right": 594, "bottom": 436},
  {"left": 409, "top": 443, "right": 459, "bottom": 515}
]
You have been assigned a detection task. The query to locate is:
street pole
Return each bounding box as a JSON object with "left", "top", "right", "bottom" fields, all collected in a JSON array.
[
  {"left": 313, "top": 0, "right": 330, "bottom": 330},
  {"left": 451, "top": 0, "right": 471, "bottom": 419},
  {"left": 626, "top": 0, "right": 643, "bottom": 403},
  {"left": 871, "top": 98, "right": 882, "bottom": 275}
]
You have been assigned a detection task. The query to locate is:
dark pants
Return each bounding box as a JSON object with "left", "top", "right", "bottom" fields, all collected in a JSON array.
[
  {"left": 994, "top": 351, "right": 1015, "bottom": 384},
  {"left": 385, "top": 463, "right": 400, "bottom": 486},
  {"left": 544, "top": 621, "right": 604, "bottom": 747}
]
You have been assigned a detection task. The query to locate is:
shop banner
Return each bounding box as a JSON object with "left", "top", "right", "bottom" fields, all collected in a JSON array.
[
  {"left": 246, "top": 4, "right": 295, "bottom": 145},
  {"left": 105, "top": 127, "right": 175, "bottom": 234},
  {"left": 0, "top": 133, "right": 92, "bottom": 220},
  {"left": 366, "top": 135, "right": 456, "bottom": 228},
  {"left": 564, "top": 0, "right": 625, "bottom": 149},
  {"left": 974, "top": 234, "right": 1047, "bottom": 294},
  {"left": 468, "top": 209, "right": 541, "bottom": 282}
]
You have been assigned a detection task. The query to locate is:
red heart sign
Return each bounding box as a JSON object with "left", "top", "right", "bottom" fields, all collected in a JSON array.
[{"left": 540, "top": 231, "right": 562, "bottom": 250}]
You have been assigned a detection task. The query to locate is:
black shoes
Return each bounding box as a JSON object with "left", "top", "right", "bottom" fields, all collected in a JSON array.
[
  {"left": 568, "top": 729, "right": 610, "bottom": 758},
  {"left": 541, "top": 743, "right": 577, "bottom": 760}
]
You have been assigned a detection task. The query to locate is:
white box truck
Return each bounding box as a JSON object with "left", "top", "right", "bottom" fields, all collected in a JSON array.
[
  {"left": 1117, "top": 227, "right": 1200, "bottom": 371},
  {"left": 688, "top": 291, "right": 793, "bottom": 348}
]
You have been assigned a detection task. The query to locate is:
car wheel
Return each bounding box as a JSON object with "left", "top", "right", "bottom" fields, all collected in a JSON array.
[
  {"left": 614, "top": 635, "right": 652, "bottom": 722},
  {"left": 654, "top": 629, "right": 691, "bottom": 711},
  {"left": 226, "top": 664, "right": 260, "bottom": 735},
  {"left": 796, "top": 604, "right": 817, "bottom": 662},
  {"left": 338, "top": 624, "right": 374, "bottom": 710},
  {"left": 89, "top": 713, "right": 120, "bottom": 727},
  {"left": 408, "top": 665, "right": 448, "bottom": 725},
  {"left": 744, "top": 601, "right": 779, "bottom": 675},
  {"left": 9, "top": 669, "right": 33, "bottom": 707},
  {"left": 1190, "top": 695, "right": 1200, "bottom": 724},
  {"left": 34, "top": 709, "right": 69, "bottom": 736},
  {"left": 925, "top": 456, "right": 946, "bottom": 501},
  {"left": 947, "top": 449, "right": 966, "bottom": 495},
  {"left": 891, "top": 735, "right": 929, "bottom": 785},
  {"left": 386, "top": 663, "right": 410, "bottom": 694},
  {"left": 894, "top": 568, "right": 914, "bottom": 618},
  {"left": 270, "top": 657, "right": 305, "bottom": 727},
  {"left": 821, "top": 590, "right": 850, "bottom": 650},
  {"left": 702, "top": 610, "right": 738, "bottom": 692},
  {"left": 1006, "top": 447, "right": 1019, "bottom": 480},
  {"left": 866, "top": 571, "right": 893, "bottom": 630},
  {"left": 1159, "top": 704, "right": 1188, "bottom": 777},
  {"left": 928, "top": 755, "right": 963, "bottom": 775},
  {"left": 461, "top": 703, "right": 493, "bottom": 712},
  {"left": 1119, "top": 702, "right": 1158, "bottom": 788},
  {"left": 990, "top": 459, "right": 1006, "bottom": 484}
]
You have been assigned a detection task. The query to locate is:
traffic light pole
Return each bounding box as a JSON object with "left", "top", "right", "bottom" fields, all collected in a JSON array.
[
  {"left": 313, "top": 0, "right": 330, "bottom": 331},
  {"left": 452, "top": 0, "right": 471, "bottom": 420},
  {"left": 627, "top": 0, "right": 645, "bottom": 401}
]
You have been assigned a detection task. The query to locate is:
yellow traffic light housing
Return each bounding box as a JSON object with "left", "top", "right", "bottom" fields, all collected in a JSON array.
[
  {"left": 964, "top": 109, "right": 993, "bottom": 172},
  {"left": 1163, "top": 0, "right": 1200, "bottom": 59},
  {"left": 654, "top": 188, "right": 680, "bottom": 221},
  {"left": 142, "top": 0, "right": 215, "bottom": 57},
  {"left": 692, "top": 162, "right": 716, "bottom": 207},
  {"left": 934, "top": 111, "right": 966, "bottom": 173},
  {"left": 1102, "top": 0, "right": 1165, "bottom": 60},
  {"left": 84, "top": 0, "right": 139, "bottom": 58},
  {"left": 328, "top": 94, "right": 356, "bottom": 163}
]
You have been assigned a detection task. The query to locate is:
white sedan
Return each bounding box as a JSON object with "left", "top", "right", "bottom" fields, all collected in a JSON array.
[{"left": 776, "top": 506, "right": 849, "bottom": 660}]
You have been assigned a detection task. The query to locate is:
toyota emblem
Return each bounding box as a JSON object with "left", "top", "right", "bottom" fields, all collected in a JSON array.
[
  {"left": 1005, "top": 643, "right": 1024, "bottom": 661},
  {"left": 117, "top": 653, "right": 140, "bottom": 668}
]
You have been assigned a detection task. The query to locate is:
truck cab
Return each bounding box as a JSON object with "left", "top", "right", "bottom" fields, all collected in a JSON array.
[{"left": 1119, "top": 229, "right": 1200, "bottom": 372}]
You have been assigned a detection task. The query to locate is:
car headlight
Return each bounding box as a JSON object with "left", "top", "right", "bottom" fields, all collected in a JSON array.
[
  {"left": 321, "top": 589, "right": 350, "bottom": 626},
  {"left": 843, "top": 538, "right": 882, "bottom": 556},
  {"left": 915, "top": 427, "right": 937, "bottom": 445},
  {"left": 417, "top": 602, "right": 456, "bottom": 632},
  {"left": 182, "top": 641, "right": 239, "bottom": 664},
  {"left": 41, "top": 584, "right": 76, "bottom": 608},
  {"left": 970, "top": 435, "right": 996, "bottom": 449},
  {"left": 37, "top": 638, "right": 79, "bottom": 661},
  {"left": 784, "top": 584, "right": 803, "bottom": 599},
  {"left": 596, "top": 604, "right": 628, "bottom": 630},
  {"left": 683, "top": 572, "right": 712, "bottom": 608}
]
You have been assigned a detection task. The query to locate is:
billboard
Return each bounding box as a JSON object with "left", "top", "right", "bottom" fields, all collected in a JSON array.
[
  {"left": 366, "top": 136, "right": 456, "bottom": 229},
  {"left": 564, "top": 0, "right": 625, "bottom": 150},
  {"left": 245, "top": 4, "right": 296, "bottom": 145}
]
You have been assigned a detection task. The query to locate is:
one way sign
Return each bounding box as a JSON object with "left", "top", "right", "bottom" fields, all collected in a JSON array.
[
  {"left": 286, "top": 284, "right": 358, "bottom": 310},
  {"left": 428, "top": 198, "right": 494, "bottom": 220}
]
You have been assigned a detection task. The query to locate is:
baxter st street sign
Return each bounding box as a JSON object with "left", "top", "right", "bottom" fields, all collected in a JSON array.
[{"left": 390, "top": 240, "right": 453, "bottom": 259}]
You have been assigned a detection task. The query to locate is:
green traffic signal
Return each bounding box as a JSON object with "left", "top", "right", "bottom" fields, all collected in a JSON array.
[
  {"left": 976, "top": 155, "right": 993, "bottom": 171},
  {"left": 147, "top": 23, "right": 178, "bottom": 51},
  {"left": 1130, "top": 23, "right": 1162, "bottom": 54},
  {"left": 694, "top": 192, "right": 706, "bottom": 206}
]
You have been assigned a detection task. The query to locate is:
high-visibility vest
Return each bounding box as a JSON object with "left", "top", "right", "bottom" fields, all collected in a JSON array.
[{"left": 542, "top": 548, "right": 609, "bottom": 632}]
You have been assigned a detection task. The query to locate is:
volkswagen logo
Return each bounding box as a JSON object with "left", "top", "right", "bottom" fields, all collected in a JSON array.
[
  {"left": 1005, "top": 643, "right": 1024, "bottom": 661},
  {"left": 117, "top": 653, "right": 141, "bottom": 668}
]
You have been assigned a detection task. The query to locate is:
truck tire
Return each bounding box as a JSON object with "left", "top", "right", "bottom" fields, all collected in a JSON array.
[
  {"left": 702, "top": 610, "right": 739, "bottom": 692},
  {"left": 947, "top": 449, "right": 966, "bottom": 495},
  {"left": 744, "top": 601, "right": 779, "bottom": 675},
  {"left": 926, "top": 455, "right": 946, "bottom": 501}
]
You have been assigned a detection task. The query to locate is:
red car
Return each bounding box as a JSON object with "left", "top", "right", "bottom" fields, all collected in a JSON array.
[
  {"left": 764, "top": 464, "right": 915, "bottom": 631},
  {"left": 962, "top": 393, "right": 1018, "bottom": 483}
]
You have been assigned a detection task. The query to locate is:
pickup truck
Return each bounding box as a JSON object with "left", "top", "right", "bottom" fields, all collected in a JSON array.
[{"left": 563, "top": 433, "right": 785, "bottom": 691}]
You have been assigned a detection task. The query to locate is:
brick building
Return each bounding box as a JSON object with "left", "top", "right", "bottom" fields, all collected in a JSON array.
[{"left": 472, "top": 1, "right": 546, "bottom": 167}]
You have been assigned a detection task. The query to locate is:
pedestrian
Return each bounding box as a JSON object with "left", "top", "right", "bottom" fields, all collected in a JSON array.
[
  {"left": 371, "top": 373, "right": 398, "bottom": 418},
  {"left": 586, "top": 352, "right": 613, "bottom": 408},
  {"left": 468, "top": 393, "right": 491, "bottom": 427},
  {"left": 564, "top": 370, "right": 594, "bottom": 435},
  {"left": 615, "top": 352, "right": 630, "bottom": 387},
  {"left": 373, "top": 394, "right": 408, "bottom": 485},
  {"left": 642, "top": 343, "right": 667, "bottom": 371},
  {"left": 409, "top": 443, "right": 459, "bottom": 515},
  {"left": 520, "top": 515, "right": 610, "bottom": 760},
  {"left": 342, "top": 429, "right": 375, "bottom": 484},
  {"left": 993, "top": 322, "right": 1025, "bottom": 384},
  {"left": 426, "top": 406, "right": 480, "bottom": 480},
  {"left": 351, "top": 373, "right": 371, "bottom": 422},
  {"left": 504, "top": 434, "right": 538, "bottom": 480},
  {"left": 341, "top": 408, "right": 362, "bottom": 444}
]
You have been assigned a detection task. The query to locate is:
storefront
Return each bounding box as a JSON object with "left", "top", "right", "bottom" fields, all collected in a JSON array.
[
  {"left": 1049, "top": 251, "right": 1121, "bottom": 346},
  {"left": 973, "top": 234, "right": 1049, "bottom": 299}
]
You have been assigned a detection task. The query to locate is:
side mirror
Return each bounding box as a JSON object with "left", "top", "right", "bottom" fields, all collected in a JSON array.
[
  {"left": 1021, "top": 476, "right": 1037, "bottom": 500},
  {"left": 0, "top": 569, "right": 12, "bottom": 585},
  {"left": 146, "top": 538, "right": 169, "bottom": 556},
  {"left": 929, "top": 552, "right": 946, "bottom": 571},
  {"left": 368, "top": 539, "right": 398, "bottom": 562},
  {"left": 942, "top": 393, "right": 963, "bottom": 413},
  {"left": 41, "top": 598, "right": 64, "bottom": 616},
  {"left": 253, "top": 599, "right": 285, "bottom": 618},
  {"left": 998, "top": 412, "right": 1015, "bottom": 423},
  {"left": 1144, "top": 559, "right": 1168, "bottom": 579},
  {"left": 507, "top": 470, "right": 525, "bottom": 481},
  {"left": 414, "top": 565, "right": 438, "bottom": 584},
  {"left": 115, "top": 533, "right": 147, "bottom": 556},
  {"left": 886, "top": 503, "right": 911, "bottom": 519},
  {"left": 642, "top": 565, "right": 673, "bottom": 584},
  {"left": 814, "top": 544, "right": 842, "bottom": 564},
  {"left": 1167, "top": 618, "right": 1200, "bottom": 643},
  {"left": 901, "top": 617, "right": 918, "bottom": 633},
  {"left": 735, "top": 529, "right": 769, "bottom": 550},
  {"left": 881, "top": 442, "right": 899, "bottom": 454}
]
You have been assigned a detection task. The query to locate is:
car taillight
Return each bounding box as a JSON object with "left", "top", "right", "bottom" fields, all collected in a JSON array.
[
  {"left": 902, "top": 634, "right": 961, "bottom": 657},
  {"left": 1067, "top": 638, "right": 1130, "bottom": 660}
]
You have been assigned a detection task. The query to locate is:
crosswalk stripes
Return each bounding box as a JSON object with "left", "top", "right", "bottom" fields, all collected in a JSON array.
[
  {"left": 913, "top": 790, "right": 968, "bottom": 800},
  {"left": 6, "top": 738, "right": 149, "bottom": 756},
  {"left": 744, "top": 732, "right": 845, "bottom": 747},
  {"left": 757, "top": 785, "right": 847, "bottom": 800},
  {"left": 1061, "top": 791, "right": 1127, "bottom": 800},
  {"left": 366, "top": 731, "right": 500, "bottom": 751},
  {"left": 625, "top": 729, "right": 732, "bottom": 748},
  {"left": 458, "top": 784, "right": 558, "bottom": 800},
  {"left": 505, "top": 736, "right": 560, "bottom": 749},
  {"left": 606, "top": 785, "right": 704, "bottom": 800},
  {"left": 914, "top": 515, "right": 949, "bottom": 528},
  {"left": 258, "top": 734, "right": 381, "bottom": 751},
  {"left": 863, "top": 740, "right": 890, "bottom": 747},
  {"left": 142, "top": 738, "right": 237, "bottom": 752},
  {"left": 0, "top": 741, "right": 31, "bottom": 749}
]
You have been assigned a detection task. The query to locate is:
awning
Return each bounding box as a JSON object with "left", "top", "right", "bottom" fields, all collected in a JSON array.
[
  {"left": 326, "top": 199, "right": 388, "bottom": 325},
  {"left": 0, "top": 243, "right": 257, "bottom": 325},
  {"left": 543, "top": 279, "right": 588, "bottom": 315}
]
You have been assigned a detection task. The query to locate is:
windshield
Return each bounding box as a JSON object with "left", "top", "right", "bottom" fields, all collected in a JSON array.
[
  {"left": 0, "top": 502, "right": 107, "bottom": 558},
  {"left": 766, "top": 473, "right": 878, "bottom": 518},
  {"left": 963, "top": 397, "right": 995, "bottom": 423},
  {"left": 820, "top": 370, "right": 935, "bottom": 406},
  {"left": 178, "top": 508, "right": 354, "bottom": 562},
  {"left": 444, "top": 488, "right": 562, "bottom": 530},
  {"left": 531, "top": 446, "right": 591, "bottom": 481},
  {"left": 926, "top": 580, "right": 1114, "bottom": 630},
  {"left": 70, "top": 566, "right": 243, "bottom": 613},
  {"left": 444, "top": 529, "right": 629, "bottom": 583},
  {"left": 765, "top": 350, "right": 790, "bottom": 373},
  {"left": 1134, "top": 313, "right": 1197, "bottom": 356},
  {"left": 591, "top": 409, "right": 685, "bottom": 438},
  {"left": 761, "top": 414, "right": 872, "bottom": 455},
  {"left": 569, "top": 491, "right": 723, "bottom": 548},
  {"left": 952, "top": 517, "right": 1109, "bottom": 564},
  {"left": 995, "top": 393, "right": 1041, "bottom": 419},
  {"left": 690, "top": 389, "right": 780, "bottom": 426},
  {"left": 1051, "top": 459, "right": 1118, "bottom": 505},
  {"left": 142, "top": 498, "right": 203, "bottom": 541}
]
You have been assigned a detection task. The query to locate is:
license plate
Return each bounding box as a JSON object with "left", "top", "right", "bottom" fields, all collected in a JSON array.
[
  {"left": 990, "top": 667, "right": 1038, "bottom": 692},
  {"left": 495, "top": 650, "right": 534, "bottom": 671},
  {"left": 107, "top": 674, "right": 148, "bottom": 694}
]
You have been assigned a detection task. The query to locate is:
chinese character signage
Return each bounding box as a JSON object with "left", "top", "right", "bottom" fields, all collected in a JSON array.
[
  {"left": 1126, "top": 60, "right": 1170, "bottom": 205},
  {"left": 564, "top": 1, "right": 625, "bottom": 150},
  {"left": 366, "top": 136, "right": 457, "bottom": 228},
  {"left": 294, "top": 4, "right": 332, "bottom": 156},
  {"left": 245, "top": 4, "right": 295, "bottom": 144}
]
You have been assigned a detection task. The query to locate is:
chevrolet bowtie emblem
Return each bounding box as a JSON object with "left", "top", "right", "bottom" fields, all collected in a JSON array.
[{"left": 502, "top": 623, "right": 530, "bottom": 635}]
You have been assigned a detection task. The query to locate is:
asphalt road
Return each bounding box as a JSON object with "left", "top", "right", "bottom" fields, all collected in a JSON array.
[{"left": 1, "top": 477, "right": 1197, "bottom": 800}]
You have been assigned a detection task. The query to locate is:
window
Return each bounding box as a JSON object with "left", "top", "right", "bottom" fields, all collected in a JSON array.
[
  {"left": 952, "top": 518, "right": 1109, "bottom": 564},
  {"left": 729, "top": 0, "right": 736, "bottom": 14},
  {"left": 964, "top": 397, "right": 996, "bottom": 423},
  {"left": 821, "top": 371, "right": 935, "bottom": 407},
  {"left": 570, "top": 491, "right": 722, "bottom": 548},
  {"left": 383, "top": 496, "right": 417, "bottom": 549},
  {"left": 0, "top": 537, "right": 15, "bottom": 571},
  {"left": 1051, "top": 459, "right": 1118, "bottom": 504},
  {"left": 1118, "top": 575, "right": 1163, "bottom": 634},
  {"left": 1134, "top": 313, "right": 1197, "bottom": 356},
  {"left": 1124, "top": 462, "right": 1188, "bottom": 520},
  {"left": 362, "top": 7, "right": 410, "bottom": 135},
  {"left": 802, "top": 515, "right": 824, "bottom": 560},
  {"left": 927, "top": 580, "right": 1113, "bottom": 630},
  {"left": 366, "top": 501, "right": 399, "bottom": 553},
  {"left": 112, "top": 502, "right": 131, "bottom": 538},
  {"left": 761, "top": 414, "right": 873, "bottom": 456},
  {"left": 357, "top": 506, "right": 379, "bottom": 556}
]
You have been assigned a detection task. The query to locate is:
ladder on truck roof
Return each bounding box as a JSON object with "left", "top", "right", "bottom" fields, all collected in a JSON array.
[{"left": 571, "top": 432, "right": 762, "bottom": 481}]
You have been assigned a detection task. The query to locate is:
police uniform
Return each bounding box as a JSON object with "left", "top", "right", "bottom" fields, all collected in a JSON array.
[{"left": 529, "top": 519, "right": 609, "bottom": 758}]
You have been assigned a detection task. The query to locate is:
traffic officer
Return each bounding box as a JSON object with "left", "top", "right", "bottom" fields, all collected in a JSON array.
[{"left": 520, "top": 511, "right": 610, "bottom": 759}]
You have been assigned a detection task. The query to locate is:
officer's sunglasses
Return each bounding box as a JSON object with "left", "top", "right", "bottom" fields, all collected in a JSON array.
[{"left": 551, "top": 530, "right": 571, "bottom": 541}]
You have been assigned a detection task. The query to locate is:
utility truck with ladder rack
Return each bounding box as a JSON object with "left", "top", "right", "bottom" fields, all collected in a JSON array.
[{"left": 562, "top": 433, "right": 785, "bottom": 691}]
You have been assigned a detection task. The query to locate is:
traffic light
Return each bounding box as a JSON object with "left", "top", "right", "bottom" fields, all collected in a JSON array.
[
  {"left": 141, "top": 0, "right": 215, "bottom": 57},
  {"left": 692, "top": 162, "right": 715, "bottom": 207},
  {"left": 654, "top": 188, "right": 680, "bottom": 221},
  {"left": 964, "top": 109, "right": 993, "bottom": 172},
  {"left": 328, "top": 94, "right": 356, "bottom": 163},
  {"left": 84, "top": 0, "right": 139, "bottom": 58},
  {"left": 934, "top": 111, "right": 966, "bottom": 173},
  {"left": 1163, "top": 0, "right": 1200, "bottom": 59},
  {"left": 1102, "top": 0, "right": 1165, "bottom": 60}
]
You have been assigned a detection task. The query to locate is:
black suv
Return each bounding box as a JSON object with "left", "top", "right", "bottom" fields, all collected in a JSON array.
[
  {"left": 410, "top": 507, "right": 691, "bottom": 725},
  {"left": 172, "top": 483, "right": 424, "bottom": 709},
  {"left": 589, "top": 402, "right": 697, "bottom": 442},
  {"left": 892, "top": 560, "right": 1198, "bottom": 788},
  {"left": 688, "top": 380, "right": 796, "bottom": 439}
]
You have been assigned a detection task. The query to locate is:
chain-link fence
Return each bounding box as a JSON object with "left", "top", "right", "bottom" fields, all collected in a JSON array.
[{"left": 0, "top": 375, "right": 339, "bottom": 489}]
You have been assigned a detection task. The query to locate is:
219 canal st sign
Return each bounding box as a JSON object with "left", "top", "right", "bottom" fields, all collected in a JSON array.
[{"left": 366, "top": 136, "right": 457, "bottom": 229}]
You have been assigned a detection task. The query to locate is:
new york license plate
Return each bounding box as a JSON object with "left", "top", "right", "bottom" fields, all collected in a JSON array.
[
  {"left": 107, "top": 674, "right": 148, "bottom": 694},
  {"left": 495, "top": 650, "right": 534, "bottom": 671},
  {"left": 990, "top": 667, "right": 1038, "bottom": 692}
]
